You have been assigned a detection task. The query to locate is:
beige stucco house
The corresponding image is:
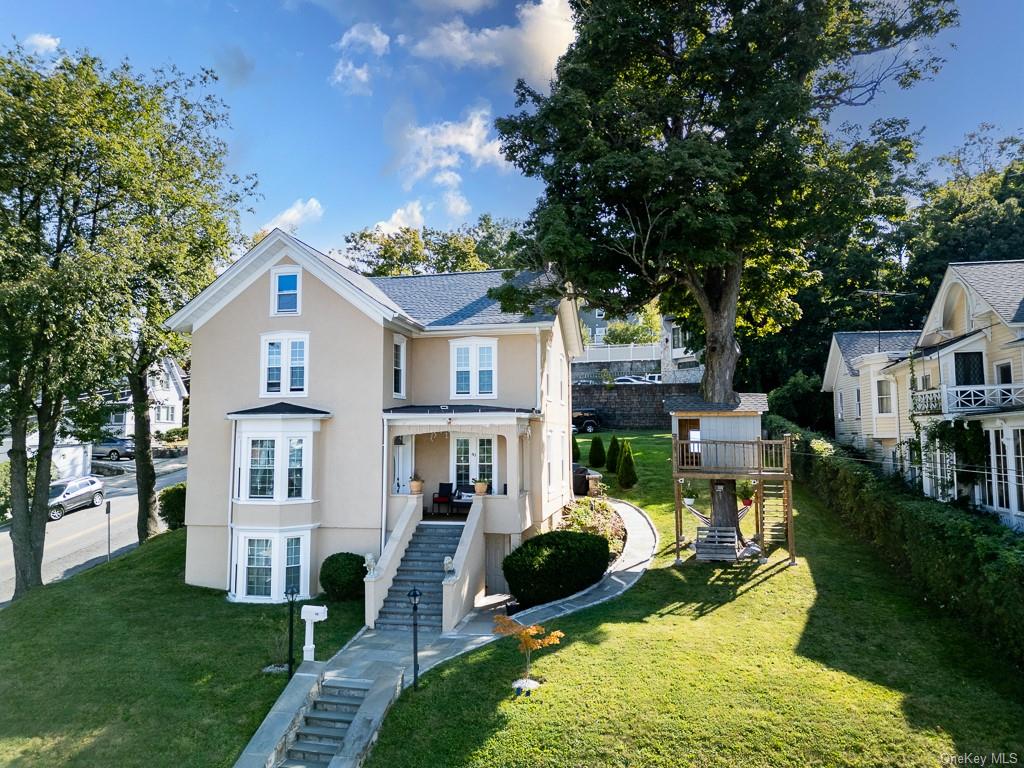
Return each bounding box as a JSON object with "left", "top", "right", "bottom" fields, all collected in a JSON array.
[
  {"left": 822, "top": 261, "right": 1024, "bottom": 531},
  {"left": 166, "top": 229, "right": 581, "bottom": 630}
]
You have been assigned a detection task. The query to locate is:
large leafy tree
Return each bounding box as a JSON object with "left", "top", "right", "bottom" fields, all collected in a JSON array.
[
  {"left": 495, "top": 0, "right": 955, "bottom": 527},
  {"left": 120, "top": 68, "right": 252, "bottom": 544}
]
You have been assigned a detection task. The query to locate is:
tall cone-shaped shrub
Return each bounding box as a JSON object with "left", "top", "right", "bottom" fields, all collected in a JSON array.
[
  {"left": 605, "top": 435, "right": 620, "bottom": 474},
  {"left": 617, "top": 439, "right": 629, "bottom": 474},
  {"left": 572, "top": 432, "right": 580, "bottom": 462},
  {"left": 588, "top": 436, "right": 606, "bottom": 468},
  {"left": 618, "top": 442, "right": 638, "bottom": 489}
]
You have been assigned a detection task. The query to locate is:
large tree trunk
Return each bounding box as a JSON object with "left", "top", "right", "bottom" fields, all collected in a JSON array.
[
  {"left": 129, "top": 366, "right": 159, "bottom": 543},
  {"left": 9, "top": 411, "right": 42, "bottom": 599},
  {"left": 691, "top": 259, "right": 744, "bottom": 530}
]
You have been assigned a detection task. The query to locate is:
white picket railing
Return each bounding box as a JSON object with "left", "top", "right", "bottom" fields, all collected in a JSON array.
[
  {"left": 911, "top": 384, "right": 1024, "bottom": 414},
  {"left": 575, "top": 343, "right": 659, "bottom": 363}
]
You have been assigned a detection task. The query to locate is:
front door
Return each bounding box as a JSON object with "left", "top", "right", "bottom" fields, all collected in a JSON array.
[
  {"left": 392, "top": 437, "right": 413, "bottom": 494},
  {"left": 452, "top": 435, "right": 496, "bottom": 492}
]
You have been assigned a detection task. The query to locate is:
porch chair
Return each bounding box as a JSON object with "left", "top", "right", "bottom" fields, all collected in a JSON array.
[{"left": 432, "top": 483, "right": 454, "bottom": 515}]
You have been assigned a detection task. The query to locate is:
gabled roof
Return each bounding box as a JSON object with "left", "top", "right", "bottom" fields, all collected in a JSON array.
[
  {"left": 227, "top": 402, "right": 331, "bottom": 418},
  {"left": 949, "top": 261, "right": 1024, "bottom": 326},
  {"left": 832, "top": 331, "right": 919, "bottom": 376},
  {"left": 664, "top": 392, "right": 768, "bottom": 414},
  {"left": 370, "top": 270, "right": 556, "bottom": 328}
]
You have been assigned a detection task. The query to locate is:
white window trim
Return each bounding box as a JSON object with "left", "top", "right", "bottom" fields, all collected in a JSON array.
[
  {"left": 875, "top": 378, "right": 893, "bottom": 415},
  {"left": 393, "top": 334, "right": 407, "bottom": 399},
  {"left": 229, "top": 525, "right": 315, "bottom": 603},
  {"left": 260, "top": 331, "right": 309, "bottom": 398},
  {"left": 594, "top": 309, "right": 605, "bottom": 320},
  {"left": 270, "top": 265, "right": 302, "bottom": 317},
  {"left": 559, "top": 353, "right": 566, "bottom": 404},
  {"left": 855, "top": 388, "right": 862, "bottom": 418},
  {"left": 837, "top": 391, "right": 844, "bottom": 421},
  {"left": 994, "top": 358, "right": 1013, "bottom": 384},
  {"left": 546, "top": 428, "right": 568, "bottom": 501},
  {"left": 234, "top": 420, "right": 317, "bottom": 504},
  {"left": 449, "top": 337, "right": 498, "bottom": 400}
]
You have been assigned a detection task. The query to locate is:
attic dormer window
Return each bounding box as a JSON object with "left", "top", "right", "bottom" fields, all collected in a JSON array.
[{"left": 271, "top": 266, "right": 301, "bottom": 316}]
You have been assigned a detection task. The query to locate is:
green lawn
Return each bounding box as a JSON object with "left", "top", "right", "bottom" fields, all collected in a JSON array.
[
  {"left": 368, "top": 431, "right": 1024, "bottom": 768},
  {"left": 0, "top": 530, "right": 363, "bottom": 767}
]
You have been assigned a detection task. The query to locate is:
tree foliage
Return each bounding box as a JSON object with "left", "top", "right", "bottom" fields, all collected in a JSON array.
[
  {"left": 495, "top": 0, "right": 956, "bottom": 406},
  {"left": 603, "top": 300, "right": 661, "bottom": 344}
]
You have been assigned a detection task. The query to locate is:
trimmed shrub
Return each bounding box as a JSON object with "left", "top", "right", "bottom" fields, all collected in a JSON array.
[
  {"left": 605, "top": 435, "right": 620, "bottom": 474},
  {"left": 617, "top": 442, "right": 638, "bottom": 489},
  {"left": 559, "top": 496, "right": 626, "bottom": 559},
  {"left": 161, "top": 426, "right": 189, "bottom": 442},
  {"left": 617, "top": 439, "right": 630, "bottom": 474},
  {"left": 503, "top": 530, "right": 609, "bottom": 608},
  {"left": 320, "top": 552, "right": 367, "bottom": 601},
  {"left": 571, "top": 433, "right": 580, "bottom": 462},
  {"left": 764, "top": 413, "right": 1024, "bottom": 668},
  {"left": 588, "top": 436, "right": 606, "bottom": 468},
  {"left": 157, "top": 483, "right": 186, "bottom": 530}
]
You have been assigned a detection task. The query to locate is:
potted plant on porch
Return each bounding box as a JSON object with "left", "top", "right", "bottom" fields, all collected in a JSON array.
[
  {"left": 409, "top": 472, "right": 424, "bottom": 495},
  {"left": 473, "top": 477, "right": 489, "bottom": 495},
  {"left": 680, "top": 480, "right": 699, "bottom": 507}
]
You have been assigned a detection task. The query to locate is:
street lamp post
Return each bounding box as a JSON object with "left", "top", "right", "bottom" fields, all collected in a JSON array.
[
  {"left": 407, "top": 586, "right": 421, "bottom": 689},
  {"left": 285, "top": 586, "right": 299, "bottom": 679}
]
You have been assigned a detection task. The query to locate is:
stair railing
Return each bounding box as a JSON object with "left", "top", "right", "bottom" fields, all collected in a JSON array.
[
  {"left": 364, "top": 494, "right": 422, "bottom": 629},
  {"left": 442, "top": 495, "right": 485, "bottom": 633}
]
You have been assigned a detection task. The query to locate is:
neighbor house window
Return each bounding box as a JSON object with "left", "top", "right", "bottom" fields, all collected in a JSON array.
[
  {"left": 450, "top": 338, "right": 498, "bottom": 399},
  {"left": 671, "top": 325, "right": 687, "bottom": 350},
  {"left": 920, "top": 373, "right": 932, "bottom": 391},
  {"left": 876, "top": 379, "right": 892, "bottom": 414},
  {"left": 393, "top": 335, "right": 407, "bottom": 398},
  {"left": 152, "top": 405, "right": 175, "bottom": 423},
  {"left": 285, "top": 536, "right": 301, "bottom": 594},
  {"left": 594, "top": 326, "right": 607, "bottom": 343},
  {"left": 261, "top": 333, "right": 308, "bottom": 397},
  {"left": 271, "top": 266, "right": 301, "bottom": 316},
  {"left": 855, "top": 388, "right": 862, "bottom": 418},
  {"left": 245, "top": 538, "right": 273, "bottom": 597},
  {"left": 837, "top": 392, "right": 844, "bottom": 421},
  {"left": 248, "top": 439, "right": 276, "bottom": 499},
  {"left": 594, "top": 309, "right": 605, "bottom": 319}
]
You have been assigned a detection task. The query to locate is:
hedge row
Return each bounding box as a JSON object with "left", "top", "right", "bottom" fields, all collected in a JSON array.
[{"left": 764, "top": 414, "right": 1024, "bottom": 668}]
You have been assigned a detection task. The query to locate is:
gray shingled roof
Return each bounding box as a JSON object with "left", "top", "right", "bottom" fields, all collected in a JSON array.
[
  {"left": 664, "top": 392, "right": 769, "bottom": 414},
  {"left": 369, "top": 270, "right": 556, "bottom": 328},
  {"left": 950, "top": 261, "right": 1024, "bottom": 325},
  {"left": 833, "top": 330, "right": 919, "bottom": 376},
  {"left": 228, "top": 402, "right": 331, "bottom": 417}
]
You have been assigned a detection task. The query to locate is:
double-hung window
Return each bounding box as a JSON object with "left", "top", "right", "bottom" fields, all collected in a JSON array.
[
  {"left": 246, "top": 538, "right": 273, "bottom": 597},
  {"left": 837, "top": 392, "right": 844, "bottom": 421},
  {"left": 287, "top": 438, "right": 304, "bottom": 499},
  {"left": 855, "top": 388, "right": 862, "bottom": 418},
  {"left": 450, "top": 338, "right": 497, "bottom": 399},
  {"left": 271, "top": 267, "right": 301, "bottom": 316},
  {"left": 248, "top": 439, "right": 276, "bottom": 499},
  {"left": 876, "top": 379, "right": 893, "bottom": 414},
  {"left": 285, "top": 537, "right": 301, "bottom": 594},
  {"left": 232, "top": 528, "right": 313, "bottom": 602},
  {"left": 261, "top": 333, "right": 308, "bottom": 397},
  {"left": 239, "top": 433, "right": 313, "bottom": 502},
  {"left": 393, "top": 335, "right": 406, "bottom": 398}
]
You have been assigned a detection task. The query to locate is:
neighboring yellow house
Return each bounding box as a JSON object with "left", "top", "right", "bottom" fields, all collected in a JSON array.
[
  {"left": 166, "top": 229, "right": 582, "bottom": 631},
  {"left": 823, "top": 261, "right": 1024, "bottom": 532}
]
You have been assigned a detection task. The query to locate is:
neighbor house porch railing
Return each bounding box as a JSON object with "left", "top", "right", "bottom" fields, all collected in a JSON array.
[
  {"left": 911, "top": 384, "right": 1024, "bottom": 415},
  {"left": 672, "top": 438, "right": 791, "bottom": 478}
]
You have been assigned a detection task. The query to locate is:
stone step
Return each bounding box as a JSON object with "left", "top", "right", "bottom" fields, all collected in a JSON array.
[
  {"left": 314, "top": 692, "right": 364, "bottom": 712},
  {"left": 287, "top": 740, "right": 337, "bottom": 762},
  {"left": 321, "top": 677, "right": 371, "bottom": 696},
  {"left": 402, "top": 546, "right": 460, "bottom": 558},
  {"left": 280, "top": 759, "right": 330, "bottom": 768},
  {"left": 379, "top": 608, "right": 442, "bottom": 621},
  {"left": 375, "top": 619, "right": 442, "bottom": 632},
  {"left": 382, "top": 594, "right": 442, "bottom": 609},
  {"left": 393, "top": 569, "right": 446, "bottom": 581},
  {"left": 411, "top": 530, "right": 464, "bottom": 540},
  {"left": 304, "top": 712, "right": 353, "bottom": 729},
  {"left": 312, "top": 697, "right": 360, "bottom": 717},
  {"left": 296, "top": 723, "right": 348, "bottom": 746}
]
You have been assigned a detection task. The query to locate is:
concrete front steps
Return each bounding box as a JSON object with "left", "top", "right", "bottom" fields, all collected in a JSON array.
[
  {"left": 375, "top": 522, "right": 464, "bottom": 632},
  {"left": 278, "top": 677, "right": 371, "bottom": 767}
]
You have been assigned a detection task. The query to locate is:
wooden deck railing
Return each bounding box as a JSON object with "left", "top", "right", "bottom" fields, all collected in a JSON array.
[{"left": 672, "top": 437, "right": 791, "bottom": 477}]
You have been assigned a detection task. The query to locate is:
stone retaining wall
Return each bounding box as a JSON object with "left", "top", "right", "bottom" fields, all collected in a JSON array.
[{"left": 572, "top": 383, "right": 700, "bottom": 430}]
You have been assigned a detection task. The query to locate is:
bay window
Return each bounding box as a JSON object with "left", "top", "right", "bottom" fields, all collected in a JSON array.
[
  {"left": 261, "top": 332, "right": 308, "bottom": 397},
  {"left": 450, "top": 337, "right": 498, "bottom": 399},
  {"left": 231, "top": 527, "right": 313, "bottom": 602},
  {"left": 245, "top": 538, "right": 273, "bottom": 597},
  {"left": 876, "top": 379, "right": 893, "bottom": 414},
  {"left": 238, "top": 433, "right": 313, "bottom": 502},
  {"left": 248, "top": 439, "right": 276, "bottom": 499}
]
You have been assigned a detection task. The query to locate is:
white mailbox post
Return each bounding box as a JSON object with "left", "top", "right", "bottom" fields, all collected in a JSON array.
[{"left": 300, "top": 605, "right": 328, "bottom": 661}]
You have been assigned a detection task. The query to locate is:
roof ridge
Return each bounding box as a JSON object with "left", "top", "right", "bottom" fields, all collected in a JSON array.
[
  {"left": 951, "top": 259, "right": 1024, "bottom": 266},
  {"left": 370, "top": 268, "right": 523, "bottom": 281},
  {"left": 835, "top": 329, "right": 919, "bottom": 335}
]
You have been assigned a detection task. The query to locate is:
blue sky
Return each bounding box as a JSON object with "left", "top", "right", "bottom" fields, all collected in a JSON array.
[{"left": 2, "top": 0, "right": 1022, "bottom": 253}]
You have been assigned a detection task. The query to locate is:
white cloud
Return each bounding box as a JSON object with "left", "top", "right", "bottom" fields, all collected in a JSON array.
[
  {"left": 432, "top": 170, "right": 462, "bottom": 188},
  {"left": 336, "top": 22, "right": 390, "bottom": 56},
  {"left": 443, "top": 189, "right": 472, "bottom": 218},
  {"left": 410, "top": 0, "right": 574, "bottom": 89},
  {"left": 414, "top": 0, "right": 495, "bottom": 12},
  {"left": 401, "top": 107, "right": 507, "bottom": 188},
  {"left": 24, "top": 33, "right": 60, "bottom": 55},
  {"left": 264, "top": 198, "right": 324, "bottom": 233},
  {"left": 376, "top": 200, "right": 425, "bottom": 234},
  {"left": 330, "top": 59, "right": 372, "bottom": 94}
]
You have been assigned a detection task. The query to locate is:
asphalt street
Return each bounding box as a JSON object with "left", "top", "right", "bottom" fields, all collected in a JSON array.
[{"left": 0, "top": 464, "right": 187, "bottom": 606}]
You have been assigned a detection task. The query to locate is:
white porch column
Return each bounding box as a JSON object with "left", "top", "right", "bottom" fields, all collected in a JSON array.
[
  {"left": 504, "top": 426, "right": 520, "bottom": 497},
  {"left": 1004, "top": 426, "right": 1019, "bottom": 515}
]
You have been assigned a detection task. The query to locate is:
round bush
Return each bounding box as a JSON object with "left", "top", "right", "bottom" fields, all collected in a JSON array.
[
  {"left": 320, "top": 552, "right": 367, "bottom": 601},
  {"left": 157, "top": 482, "right": 186, "bottom": 530},
  {"left": 503, "top": 530, "right": 609, "bottom": 608}
]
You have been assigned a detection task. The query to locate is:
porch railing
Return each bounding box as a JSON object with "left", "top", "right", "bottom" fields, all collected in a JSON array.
[
  {"left": 574, "top": 342, "right": 659, "bottom": 363},
  {"left": 442, "top": 495, "right": 485, "bottom": 633},
  {"left": 364, "top": 494, "right": 422, "bottom": 629},
  {"left": 911, "top": 384, "right": 1024, "bottom": 414},
  {"left": 672, "top": 438, "right": 790, "bottom": 476}
]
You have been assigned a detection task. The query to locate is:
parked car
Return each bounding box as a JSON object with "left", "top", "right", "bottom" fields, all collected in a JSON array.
[
  {"left": 48, "top": 476, "right": 105, "bottom": 521},
  {"left": 572, "top": 408, "right": 602, "bottom": 433},
  {"left": 613, "top": 375, "right": 653, "bottom": 385},
  {"left": 92, "top": 437, "right": 135, "bottom": 461},
  {"left": 644, "top": 373, "right": 662, "bottom": 383}
]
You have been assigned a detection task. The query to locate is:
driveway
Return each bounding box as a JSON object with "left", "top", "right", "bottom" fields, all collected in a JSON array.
[{"left": 0, "top": 463, "right": 187, "bottom": 606}]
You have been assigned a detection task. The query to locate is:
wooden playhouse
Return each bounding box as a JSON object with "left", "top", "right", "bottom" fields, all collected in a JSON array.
[{"left": 665, "top": 392, "right": 795, "bottom": 565}]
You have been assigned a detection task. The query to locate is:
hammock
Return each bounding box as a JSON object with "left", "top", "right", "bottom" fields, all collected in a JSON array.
[{"left": 684, "top": 502, "right": 750, "bottom": 527}]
